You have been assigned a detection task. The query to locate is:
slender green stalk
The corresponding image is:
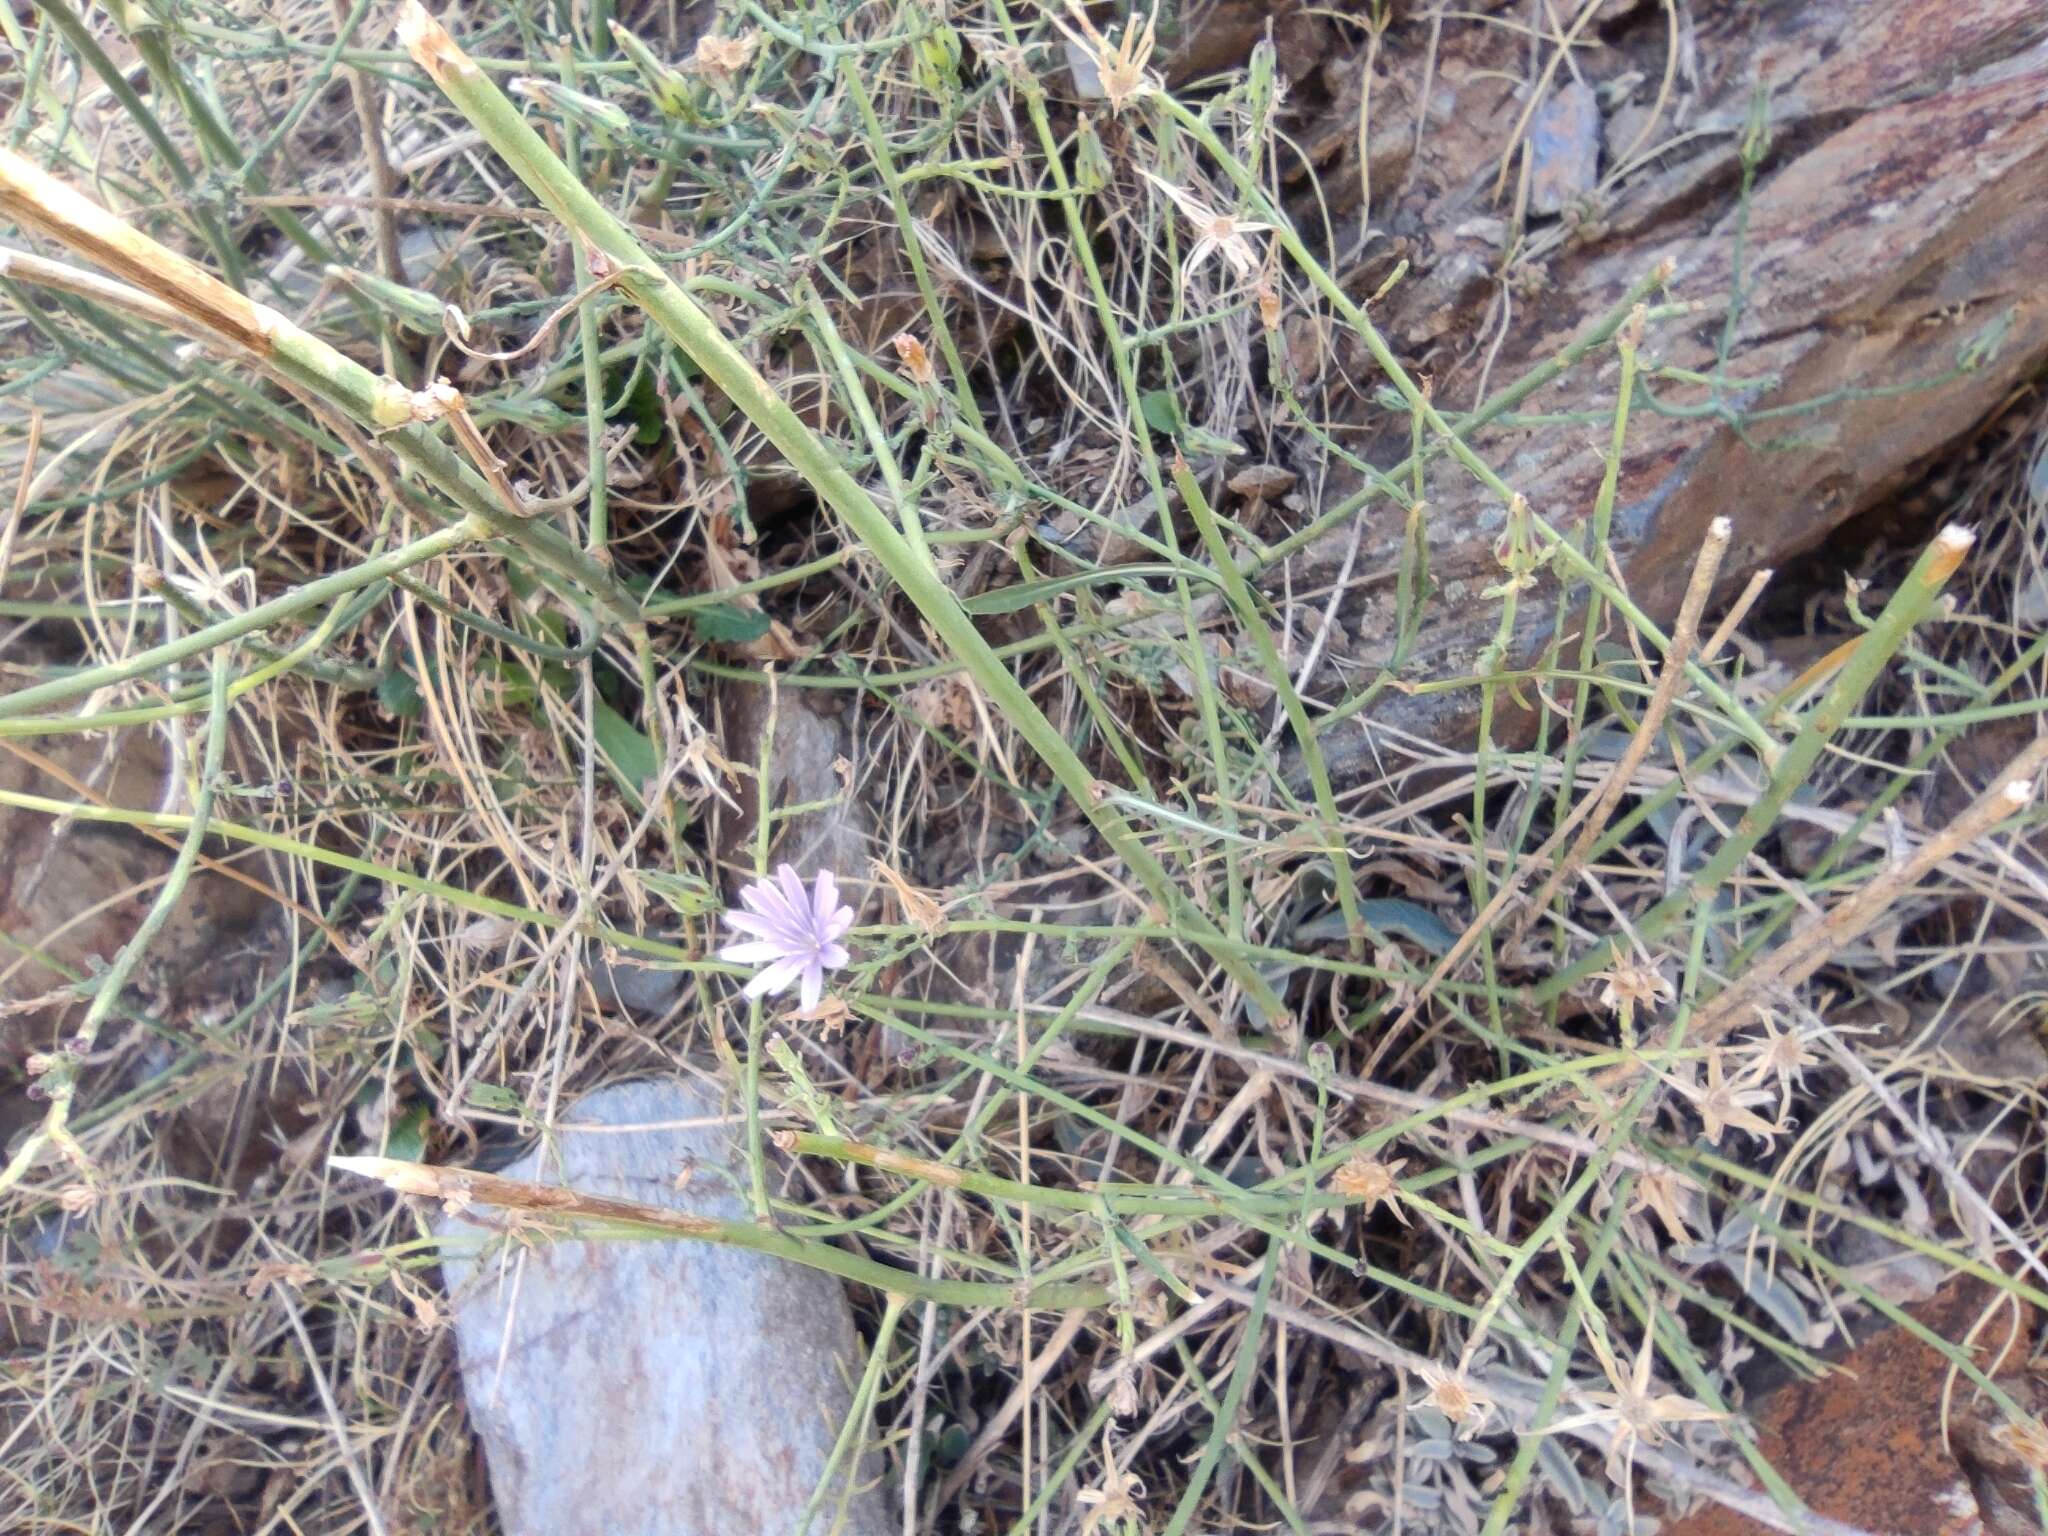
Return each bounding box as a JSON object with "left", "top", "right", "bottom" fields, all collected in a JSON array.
[
  {"left": 27, "top": 0, "right": 243, "bottom": 277},
  {"left": 1172, "top": 454, "right": 1362, "bottom": 949},
  {"left": 106, "top": 0, "right": 339, "bottom": 275},
  {"left": 800, "top": 1294, "right": 904, "bottom": 1536},
  {"left": 1548, "top": 313, "right": 1645, "bottom": 872},
  {"left": 559, "top": 42, "right": 612, "bottom": 558},
  {"left": 839, "top": 66, "right": 986, "bottom": 436},
  {"left": 398, "top": 4, "right": 1282, "bottom": 1015},
  {"left": 1163, "top": 102, "right": 1779, "bottom": 766},
  {"left": 788, "top": 1132, "right": 1346, "bottom": 1217},
  {"left": 1164, "top": 1240, "right": 1278, "bottom": 1536},
  {"left": 0, "top": 519, "right": 480, "bottom": 719},
  {"left": 0, "top": 656, "right": 232, "bottom": 1195}
]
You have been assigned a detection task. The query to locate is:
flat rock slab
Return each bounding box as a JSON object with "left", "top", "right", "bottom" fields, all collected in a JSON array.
[
  {"left": 1272, "top": 0, "right": 2048, "bottom": 767},
  {"left": 436, "top": 1079, "right": 889, "bottom": 1536}
]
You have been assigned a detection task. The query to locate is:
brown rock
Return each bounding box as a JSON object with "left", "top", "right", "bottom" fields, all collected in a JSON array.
[{"left": 1270, "top": 0, "right": 2048, "bottom": 767}]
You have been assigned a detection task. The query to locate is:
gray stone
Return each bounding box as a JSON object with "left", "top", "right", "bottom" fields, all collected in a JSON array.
[
  {"left": 1527, "top": 77, "right": 1602, "bottom": 216},
  {"left": 436, "top": 1079, "right": 889, "bottom": 1536}
]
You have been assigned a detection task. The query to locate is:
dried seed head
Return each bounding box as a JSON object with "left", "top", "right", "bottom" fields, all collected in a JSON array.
[
  {"left": 690, "top": 32, "right": 758, "bottom": 92},
  {"left": 1594, "top": 958, "right": 1672, "bottom": 1017},
  {"left": 892, "top": 331, "right": 936, "bottom": 387},
  {"left": 1413, "top": 1362, "right": 1495, "bottom": 1439},
  {"left": 1327, "top": 1152, "right": 1409, "bottom": 1222}
]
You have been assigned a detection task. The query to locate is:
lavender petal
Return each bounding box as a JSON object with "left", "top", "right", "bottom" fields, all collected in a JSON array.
[
  {"left": 722, "top": 910, "right": 787, "bottom": 943},
  {"left": 745, "top": 956, "right": 806, "bottom": 999},
  {"left": 775, "top": 864, "right": 810, "bottom": 922},
  {"left": 718, "top": 939, "right": 788, "bottom": 965},
  {"left": 740, "top": 879, "right": 801, "bottom": 929}
]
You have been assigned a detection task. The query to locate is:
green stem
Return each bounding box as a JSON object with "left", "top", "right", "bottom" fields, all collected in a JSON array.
[
  {"left": 1164, "top": 101, "right": 1778, "bottom": 766},
  {"left": 0, "top": 520, "right": 481, "bottom": 719},
  {"left": 1173, "top": 454, "right": 1362, "bottom": 950},
  {"left": 0, "top": 656, "right": 232, "bottom": 1194},
  {"left": 492, "top": 1207, "right": 1109, "bottom": 1308}
]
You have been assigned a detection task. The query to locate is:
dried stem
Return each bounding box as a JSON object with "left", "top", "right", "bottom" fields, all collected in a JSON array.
[
  {"left": 1526, "top": 516, "right": 1732, "bottom": 919},
  {"left": 1691, "top": 737, "right": 2048, "bottom": 1041},
  {"left": 1538, "top": 523, "right": 1976, "bottom": 1005},
  {"left": 1390, "top": 519, "right": 1731, "bottom": 1034},
  {"left": 0, "top": 145, "right": 638, "bottom": 625},
  {"left": 330, "top": 1154, "right": 1113, "bottom": 1309}
]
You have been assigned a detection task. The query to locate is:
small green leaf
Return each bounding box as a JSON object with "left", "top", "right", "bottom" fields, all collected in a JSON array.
[
  {"left": 690, "top": 601, "right": 773, "bottom": 644},
  {"left": 935, "top": 1423, "right": 971, "bottom": 1466},
  {"left": 593, "top": 700, "right": 658, "bottom": 801},
  {"left": 966, "top": 564, "right": 1225, "bottom": 615},
  {"left": 1292, "top": 899, "right": 1457, "bottom": 955},
  {"left": 641, "top": 869, "right": 722, "bottom": 917},
  {"left": 376, "top": 667, "right": 422, "bottom": 719},
  {"left": 1179, "top": 425, "right": 1246, "bottom": 459},
  {"left": 384, "top": 1102, "right": 431, "bottom": 1162},
  {"left": 609, "top": 365, "right": 666, "bottom": 446},
  {"left": 466, "top": 1083, "right": 524, "bottom": 1115},
  {"left": 1139, "top": 388, "right": 1180, "bottom": 435}
]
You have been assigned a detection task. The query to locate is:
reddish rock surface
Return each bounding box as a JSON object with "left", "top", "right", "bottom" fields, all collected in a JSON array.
[{"left": 1662, "top": 1276, "right": 2044, "bottom": 1536}]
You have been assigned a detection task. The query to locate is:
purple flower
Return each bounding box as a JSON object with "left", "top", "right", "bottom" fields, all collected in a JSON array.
[{"left": 719, "top": 865, "right": 855, "bottom": 1011}]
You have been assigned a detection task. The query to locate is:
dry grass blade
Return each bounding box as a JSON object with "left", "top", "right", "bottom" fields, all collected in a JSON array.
[
  {"left": 1693, "top": 736, "right": 2048, "bottom": 1042},
  {"left": 1525, "top": 516, "right": 1733, "bottom": 921}
]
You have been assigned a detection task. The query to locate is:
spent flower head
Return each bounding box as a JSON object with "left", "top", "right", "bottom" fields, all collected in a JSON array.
[
  {"left": 1411, "top": 1360, "right": 1496, "bottom": 1440},
  {"left": 720, "top": 865, "right": 855, "bottom": 1012},
  {"left": 1140, "top": 170, "right": 1275, "bottom": 290},
  {"left": 1053, "top": 0, "right": 1160, "bottom": 116},
  {"left": 1735, "top": 1008, "right": 1819, "bottom": 1118},
  {"left": 1326, "top": 1151, "right": 1410, "bottom": 1225},
  {"left": 1664, "top": 1047, "right": 1785, "bottom": 1147},
  {"left": 1541, "top": 1307, "right": 1726, "bottom": 1486},
  {"left": 1594, "top": 957, "right": 1672, "bottom": 1018}
]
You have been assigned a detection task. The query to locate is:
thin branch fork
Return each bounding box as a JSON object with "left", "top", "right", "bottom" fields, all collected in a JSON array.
[{"left": 1523, "top": 516, "right": 1733, "bottom": 922}]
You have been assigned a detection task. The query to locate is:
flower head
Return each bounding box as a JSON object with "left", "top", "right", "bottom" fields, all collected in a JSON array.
[
  {"left": 1054, "top": 1, "right": 1159, "bottom": 116},
  {"left": 1411, "top": 1360, "right": 1496, "bottom": 1440},
  {"left": 1663, "top": 1047, "right": 1785, "bottom": 1148},
  {"left": 1140, "top": 170, "right": 1274, "bottom": 290},
  {"left": 1326, "top": 1151, "right": 1410, "bottom": 1225},
  {"left": 1540, "top": 1306, "right": 1725, "bottom": 1485},
  {"left": 1593, "top": 957, "right": 1672, "bottom": 1018},
  {"left": 720, "top": 865, "right": 855, "bottom": 1012}
]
